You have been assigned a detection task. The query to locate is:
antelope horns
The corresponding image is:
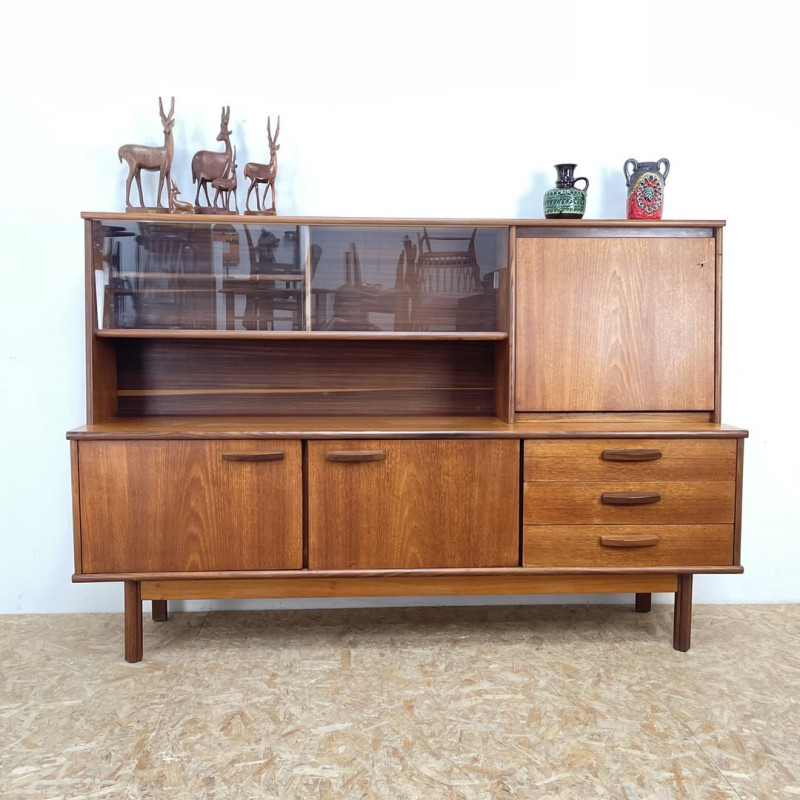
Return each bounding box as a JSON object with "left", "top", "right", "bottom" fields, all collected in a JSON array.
[{"left": 159, "top": 96, "right": 175, "bottom": 120}]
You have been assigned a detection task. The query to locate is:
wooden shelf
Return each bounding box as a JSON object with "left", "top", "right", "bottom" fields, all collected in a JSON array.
[
  {"left": 67, "top": 415, "right": 748, "bottom": 440},
  {"left": 95, "top": 329, "right": 509, "bottom": 341},
  {"left": 82, "top": 211, "right": 726, "bottom": 228}
]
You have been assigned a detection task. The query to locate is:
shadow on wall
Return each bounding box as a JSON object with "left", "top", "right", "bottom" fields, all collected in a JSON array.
[
  {"left": 517, "top": 165, "right": 629, "bottom": 220},
  {"left": 517, "top": 170, "right": 549, "bottom": 218},
  {"left": 598, "top": 166, "right": 627, "bottom": 219}
]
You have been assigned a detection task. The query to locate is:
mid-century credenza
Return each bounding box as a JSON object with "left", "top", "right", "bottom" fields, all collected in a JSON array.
[{"left": 68, "top": 214, "right": 746, "bottom": 661}]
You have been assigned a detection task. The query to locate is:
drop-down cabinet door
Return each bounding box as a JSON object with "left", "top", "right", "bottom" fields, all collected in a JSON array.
[
  {"left": 77, "top": 440, "right": 303, "bottom": 574},
  {"left": 307, "top": 439, "right": 520, "bottom": 570},
  {"left": 515, "top": 234, "right": 717, "bottom": 413}
]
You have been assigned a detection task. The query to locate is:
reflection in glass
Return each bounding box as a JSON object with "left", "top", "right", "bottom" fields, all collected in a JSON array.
[
  {"left": 309, "top": 226, "right": 506, "bottom": 332},
  {"left": 93, "top": 221, "right": 506, "bottom": 333}
]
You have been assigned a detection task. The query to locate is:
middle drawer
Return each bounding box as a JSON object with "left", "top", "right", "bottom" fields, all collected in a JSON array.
[{"left": 523, "top": 481, "right": 736, "bottom": 525}]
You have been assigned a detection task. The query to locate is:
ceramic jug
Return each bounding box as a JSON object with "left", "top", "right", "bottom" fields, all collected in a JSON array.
[
  {"left": 624, "top": 158, "right": 670, "bottom": 219},
  {"left": 543, "top": 164, "right": 589, "bottom": 219}
]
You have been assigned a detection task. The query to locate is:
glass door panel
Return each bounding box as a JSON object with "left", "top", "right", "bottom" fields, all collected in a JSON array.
[
  {"left": 93, "top": 220, "right": 306, "bottom": 331},
  {"left": 308, "top": 225, "right": 508, "bottom": 332}
]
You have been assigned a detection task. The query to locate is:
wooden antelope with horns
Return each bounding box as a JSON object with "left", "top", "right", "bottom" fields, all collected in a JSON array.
[
  {"left": 212, "top": 147, "right": 239, "bottom": 213},
  {"left": 191, "top": 105, "right": 233, "bottom": 210},
  {"left": 118, "top": 97, "right": 175, "bottom": 210},
  {"left": 244, "top": 116, "right": 280, "bottom": 215}
]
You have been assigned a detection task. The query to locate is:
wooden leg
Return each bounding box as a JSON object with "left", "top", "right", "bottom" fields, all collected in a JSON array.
[
  {"left": 124, "top": 581, "right": 143, "bottom": 663},
  {"left": 673, "top": 574, "right": 693, "bottom": 652},
  {"left": 635, "top": 593, "right": 652, "bottom": 613},
  {"left": 151, "top": 600, "right": 168, "bottom": 622}
]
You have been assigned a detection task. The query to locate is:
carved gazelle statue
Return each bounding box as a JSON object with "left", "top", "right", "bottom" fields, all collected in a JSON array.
[
  {"left": 212, "top": 147, "right": 239, "bottom": 213},
  {"left": 169, "top": 180, "right": 194, "bottom": 214},
  {"left": 191, "top": 105, "right": 233, "bottom": 211},
  {"left": 118, "top": 97, "right": 175, "bottom": 210},
  {"left": 244, "top": 116, "right": 280, "bottom": 215}
]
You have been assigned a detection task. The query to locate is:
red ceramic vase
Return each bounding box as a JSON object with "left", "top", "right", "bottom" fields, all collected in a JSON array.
[{"left": 624, "top": 158, "right": 670, "bottom": 220}]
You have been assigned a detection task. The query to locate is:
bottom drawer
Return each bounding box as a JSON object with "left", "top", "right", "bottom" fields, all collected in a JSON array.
[{"left": 523, "top": 525, "right": 734, "bottom": 568}]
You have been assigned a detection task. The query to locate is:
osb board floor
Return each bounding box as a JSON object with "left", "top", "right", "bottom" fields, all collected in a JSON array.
[{"left": 1, "top": 605, "right": 798, "bottom": 800}]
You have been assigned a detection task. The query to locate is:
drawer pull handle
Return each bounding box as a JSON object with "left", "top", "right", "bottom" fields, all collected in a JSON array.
[
  {"left": 325, "top": 450, "right": 386, "bottom": 463},
  {"left": 601, "top": 491, "right": 661, "bottom": 505},
  {"left": 599, "top": 534, "right": 660, "bottom": 548},
  {"left": 602, "top": 449, "right": 663, "bottom": 462},
  {"left": 222, "top": 452, "right": 285, "bottom": 462}
]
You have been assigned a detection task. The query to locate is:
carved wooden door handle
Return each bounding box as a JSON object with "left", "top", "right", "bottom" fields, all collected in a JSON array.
[
  {"left": 599, "top": 533, "right": 660, "bottom": 548},
  {"left": 325, "top": 450, "right": 386, "bottom": 463},
  {"left": 222, "top": 452, "right": 285, "bottom": 462},
  {"left": 601, "top": 491, "right": 662, "bottom": 505},
  {"left": 602, "top": 449, "right": 663, "bottom": 462}
]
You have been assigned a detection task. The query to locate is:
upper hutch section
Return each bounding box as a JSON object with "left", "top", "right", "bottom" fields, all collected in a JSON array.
[
  {"left": 82, "top": 214, "right": 724, "bottom": 424},
  {"left": 87, "top": 214, "right": 509, "bottom": 336}
]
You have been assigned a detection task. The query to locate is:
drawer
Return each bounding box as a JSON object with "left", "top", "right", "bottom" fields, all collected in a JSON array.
[
  {"left": 523, "top": 524, "right": 735, "bottom": 567},
  {"left": 523, "top": 481, "right": 736, "bottom": 525},
  {"left": 523, "top": 439, "right": 737, "bottom": 482}
]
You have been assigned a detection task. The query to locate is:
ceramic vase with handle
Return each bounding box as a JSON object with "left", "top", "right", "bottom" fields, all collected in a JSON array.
[
  {"left": 624, "top": 158, "right": 670, "bottom": 219},
  {"left": 543, "top": 163, "right": 589, "bottom": 219}
]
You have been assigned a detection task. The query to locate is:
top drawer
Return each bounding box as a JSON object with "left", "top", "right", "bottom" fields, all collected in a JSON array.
[{"left": 523, "top": 439, "right": 737, "bottom": 482}]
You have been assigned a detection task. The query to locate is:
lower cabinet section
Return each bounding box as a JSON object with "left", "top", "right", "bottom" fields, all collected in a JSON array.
[
  {"left": 308, "top": 439, "right": 520, "bottom": 569},
  {"left": 70, "top": 431, "right": 744, "bottom": 661},
  {"left": 77, "top": 440, "right": 303, "bottom": 573}
]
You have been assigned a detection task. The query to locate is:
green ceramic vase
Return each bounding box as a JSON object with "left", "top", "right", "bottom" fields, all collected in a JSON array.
[{"left": 543, "top": 163, "right": 589, "bottom": 219}]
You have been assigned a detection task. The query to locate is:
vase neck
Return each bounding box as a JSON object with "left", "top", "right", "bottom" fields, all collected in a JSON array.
[{"left": 554, "top": 163, "right": 577, "bottom": 188}]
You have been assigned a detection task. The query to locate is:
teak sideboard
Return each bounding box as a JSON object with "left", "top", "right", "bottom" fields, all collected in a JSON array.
[{"left": 68, "top": 214, "right": 747, "bottom": 661}]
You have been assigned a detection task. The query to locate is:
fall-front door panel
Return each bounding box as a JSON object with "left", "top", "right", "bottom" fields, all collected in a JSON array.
[
  {"left": 307, "top": 439, "right": 520, "bottom": 570},
  {"left": 515, "top": 235, "right": 716, "bottom": 412},
  {"left": 78, "top": 440, "right": 303, "bottom": 573}
]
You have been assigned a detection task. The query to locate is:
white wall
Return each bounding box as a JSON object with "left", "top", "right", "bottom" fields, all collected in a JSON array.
[{"left": 1, "top": 1, "right": 797, "bottom": 613}]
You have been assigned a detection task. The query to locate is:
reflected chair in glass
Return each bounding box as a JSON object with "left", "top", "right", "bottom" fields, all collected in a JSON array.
[
  {"left": 224, "top": 228, "right": 321, "bottom": 331},
  {"left": 134, "top": 224, "right": 196, "bottom": 328},
  {"left": 323, "top": 237, "right": 417, "bottom": 332},
  {"left": 410, "top": 227, "right": 485, "bottom": 331}
]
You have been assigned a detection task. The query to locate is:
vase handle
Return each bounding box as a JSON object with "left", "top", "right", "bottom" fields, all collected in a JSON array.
[
  {"left": 624, "top": 158, "right": 638, "bottom": 186},
  {"left": 573, "top": 177, "right": 589, "bottom": 191},
  {"left": 657, "top": 158, "right": 670, "bottom": 181}
]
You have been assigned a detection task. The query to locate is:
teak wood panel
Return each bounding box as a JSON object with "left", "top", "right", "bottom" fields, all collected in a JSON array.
[
  {"left": 78, "top": 440, "right": 303, "bottom": 573},
  {"left": 523, "top": 439, "right": 737, "bottom": 482},
  {"left": 307, "top": 439, "right": 519, "bottom": 570},
  {"left": 515, "top": 236, "right": 716, "bottom": 412},
  {"left": 523, "top": 481, "right": 736, "bottom": 525},
  {"left": 522, "top": 524, "right": 734, "bottom": 568},
  {"left": 114, "top": 339, "right": 495, "bottom": 417},
  {"left": 141, "top": 573, "right": 680, "bottom": 600}
]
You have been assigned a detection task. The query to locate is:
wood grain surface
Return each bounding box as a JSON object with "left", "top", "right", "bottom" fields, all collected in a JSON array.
[
  {"left": 523, "top": 438, "right": 737, "bottom": 482},
  {"left": 140, "top": 572, "right": 680, "bottom": 600},
  {"left": 78, "top": 440, "right": 303, "bottom": 573},
  {"left": 522, "top": 481, "right": 736, "bottom": 525},
  {"left": 515, "top": 236, "right": 716, "bottom": 412},
  {"left": 523, "top": 524, "right": 734, "bottom": 567},
  {"left": 114, "top": 338, "right": 496, "bottom": 417},
  {"left": 307, "top": 440, "right": 519, "bottom": 570}
]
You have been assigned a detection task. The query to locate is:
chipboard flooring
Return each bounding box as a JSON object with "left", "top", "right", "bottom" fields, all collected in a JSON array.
[{"left": 2, "top": 604, "right": 799, "bottom": 799}]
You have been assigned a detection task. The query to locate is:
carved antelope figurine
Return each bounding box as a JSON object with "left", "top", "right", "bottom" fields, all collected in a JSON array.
[
  {"left": 191, "top": 105, "right": 233, "bottom": 208},
  {"left": 212, "top": 147, "right": 239, "bottom": 213},
  {"left": 118, "top": 97, "right": 175, "bottom": 209},
  {"left": 244, "top": 116, "right": 280, "bottom": 214},
  {"left": 169, "top": 180, "right": 194, "bottom": 213}
]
